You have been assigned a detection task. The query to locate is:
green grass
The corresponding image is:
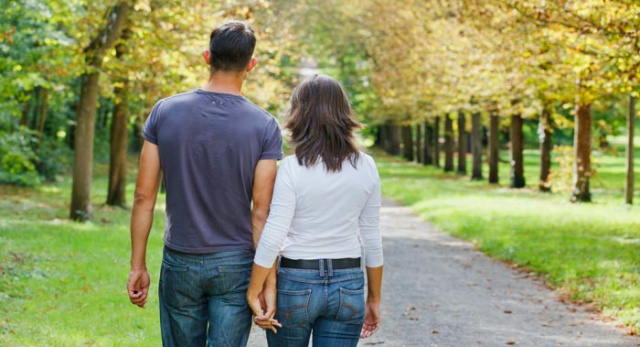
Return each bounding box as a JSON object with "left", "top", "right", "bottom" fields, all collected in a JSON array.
[
  {"left": 0, "top": 160, "right": 167, "bottom": 346},
  {"left": 376, "top": 148, "right": 640, "bottom": 332}
]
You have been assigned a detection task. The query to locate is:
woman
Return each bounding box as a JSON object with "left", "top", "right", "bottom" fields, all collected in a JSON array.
[{"left": 247, "top": 74, "right": 383, "bottom": 347}]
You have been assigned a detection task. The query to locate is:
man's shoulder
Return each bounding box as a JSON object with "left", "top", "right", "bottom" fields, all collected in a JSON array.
[
  {"left": 156, "top": 90, "right": 200, "bottom": 107},
  {"left": 241, "top": 97, "right": 277, "bottom": 122}
]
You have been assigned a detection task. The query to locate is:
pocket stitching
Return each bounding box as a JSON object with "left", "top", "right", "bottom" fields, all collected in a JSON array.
[
  {"left": 336, "top": 287, "right": 365, "bottom": 322},
  {"left": 277, "top": 289, "right": 311, "bottom": 327}
]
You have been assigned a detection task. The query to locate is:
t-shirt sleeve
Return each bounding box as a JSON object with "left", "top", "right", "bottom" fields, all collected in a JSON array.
[
  {"left": 260, "top": 117, "right": 283, "bottom": 160},
  {"left": 141, "top": 100, "right": 163, "bottom": 145}
]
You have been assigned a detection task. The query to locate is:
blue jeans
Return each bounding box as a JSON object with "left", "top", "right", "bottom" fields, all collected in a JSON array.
[
  {"left": 267, "top": 260, "right": 366, "bottom": 347},
  {"left": 159, "top": 247, "right": 253, "bottom": 347}
]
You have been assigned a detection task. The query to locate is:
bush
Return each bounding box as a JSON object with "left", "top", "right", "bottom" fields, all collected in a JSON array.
[
  {"left": 35, "top": 137, "right": 72, "bottom": 182},
  {"left": 0, "top": 128, "right": 40, "bottom": 186}
]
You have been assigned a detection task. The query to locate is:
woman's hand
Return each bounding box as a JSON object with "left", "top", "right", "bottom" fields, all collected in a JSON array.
[
  {"left": 360, "top": 301, "right": 381, "bottom": 338},
  {"left": 247, "top": 283, "right": 281, "bottom": 333}
]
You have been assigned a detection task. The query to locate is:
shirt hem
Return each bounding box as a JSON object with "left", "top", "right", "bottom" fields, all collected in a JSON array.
[{"left": 164, "top": 241, "right": 253, "bottom": 254}]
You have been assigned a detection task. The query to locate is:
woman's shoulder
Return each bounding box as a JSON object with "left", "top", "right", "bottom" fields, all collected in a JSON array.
[{"left": 357, "top": 151, "right": 377, "bottom": 167}]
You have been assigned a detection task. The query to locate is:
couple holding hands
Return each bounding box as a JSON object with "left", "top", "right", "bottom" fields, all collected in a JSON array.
[{"left": 127, "top": 20, "right": 383, "bottom": 347}]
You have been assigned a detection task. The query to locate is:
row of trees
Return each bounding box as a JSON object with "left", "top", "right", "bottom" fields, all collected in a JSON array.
[
  {"left": 292, "top": 0, "right": 638, "bottom": 203},
  {"left": 2, "top": 0, "right": 638, "bottom": 223},
  {"left": 1, "top": 0, "right": 300, "bottom": 221}
]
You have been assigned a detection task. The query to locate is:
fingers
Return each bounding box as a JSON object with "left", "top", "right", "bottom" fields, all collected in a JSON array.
[
  {"left": 128, "top": 289, "right": 147, "bottom": 308},
  {"left": 360, "top": 322, "right": 380, "bottom": 339},
  {"left": 254, "top": 317, "right": 281, "bottom": 333}
]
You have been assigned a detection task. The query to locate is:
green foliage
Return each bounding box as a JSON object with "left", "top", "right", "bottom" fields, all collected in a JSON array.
[
  {"left": 0, "top": 128, "right": 39, "bottom": 186},
  {"left": 35, "top": 137, "right": 72, "bottom": 181}
]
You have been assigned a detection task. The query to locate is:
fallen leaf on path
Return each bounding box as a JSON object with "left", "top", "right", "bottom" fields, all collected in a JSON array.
[
  {"left": 432, "top": 330, "right": 439, "bottom": 334},
  {"left": 503, "top": 310, "right": 512, "bottom": 314},
  {"left": 505, "top": 341, "right": 517, "bottom": 345}
]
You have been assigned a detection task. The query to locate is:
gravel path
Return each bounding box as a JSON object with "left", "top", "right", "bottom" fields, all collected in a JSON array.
[{"left": 248, "top": 200, "right": 639, "bottom": 347}]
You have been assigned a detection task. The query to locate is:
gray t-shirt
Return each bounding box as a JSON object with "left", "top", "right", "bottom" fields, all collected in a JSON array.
[{"left": 142, "top": 89, "right": 283, "bottom": 254}]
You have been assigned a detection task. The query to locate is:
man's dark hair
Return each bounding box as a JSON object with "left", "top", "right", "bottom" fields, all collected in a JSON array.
[{"left": 209, "top": 21, "right": 256, "bottom": 72}]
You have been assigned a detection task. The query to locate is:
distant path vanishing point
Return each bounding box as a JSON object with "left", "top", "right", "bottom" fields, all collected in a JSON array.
[{"left": 248, "top": 199, "right": 639, "bottom": 347}]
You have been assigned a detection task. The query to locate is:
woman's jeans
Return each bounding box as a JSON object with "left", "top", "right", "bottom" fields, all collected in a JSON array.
[
  {"left": 267, "top": 260, "right": 366, "bottom": 347},
  {"left": 159, "top": 247, "right": 254, "bottom": 347}
]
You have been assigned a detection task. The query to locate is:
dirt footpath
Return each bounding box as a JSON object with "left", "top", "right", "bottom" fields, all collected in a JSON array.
[{"left": 248, "top": 200, "right": 639, "bottom": 347}]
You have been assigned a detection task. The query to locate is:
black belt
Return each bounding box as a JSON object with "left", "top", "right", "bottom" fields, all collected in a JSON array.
[{"left": 280, "top": 257, "right": 361, "bottom": 270}]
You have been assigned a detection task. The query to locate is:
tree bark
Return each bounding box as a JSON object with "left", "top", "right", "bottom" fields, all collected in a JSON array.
[
  {"left": 415, "top": 124, "right": 422, "bottom": 163},
  {"left": 35, "top": 88, "right": 49, "bottom": 150},
  {"left": 457, "top": 111, "right": 467, "bottom": 174},
  {"left": 471, "top": 112, "right": 482, "bottom": 180},
  {"left": 402, "top": 125, "right": 414, "bottom": 161},
  {"left": 539, "top": 105, "right": 553, "bottom": 192},
  {"left": 444, "top": 115, "right": 454, "bottom": 172},
  {"left": 510, "top": 114, "right": 525, "bottom": 188},
  {"left": 625, "top": 95, "right": 635, "bottom": 205},
  {"left": 70, "top": 2, "right": 131, "bottom": 221},
  {"left": 488, "top": 113, "right": 499, "bottom": 184},
  {"left": 434, "top": 116, "right": 441, "bottom": 167},
  {"left": 388, "top": 123, "right": 400, "bottom": 156},
  {"left": 107, "top": 27, "right": 132, "bottom": 207},
  {"left": 571, "top": 103, "right": 592, "bottom": 202},
  {"left": 423, "top": 120, "right": 433, "bottom": 165}
]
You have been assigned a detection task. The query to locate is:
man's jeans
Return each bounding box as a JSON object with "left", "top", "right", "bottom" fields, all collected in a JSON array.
[
  {"left": 159, "top": 247, "right": 253, "bottom": 347},
  {"left": 266, "top": 261, "right": 366, "bottom": 347}
]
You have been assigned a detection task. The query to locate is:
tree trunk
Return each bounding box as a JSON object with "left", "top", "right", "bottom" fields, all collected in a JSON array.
[
  {"left": 35, "top": 88, "right": 49, "bottom": 150},
  {"left": 457, "top": 111, "right": 467, "bottom": 174},
  {"left": 539, "top": 106, "right": 553, "bottom": 192},
  {"left": 402, "top": 125, "right": 414, "bottom": 161},
  {"left": 415, "top": 124, "right": 422, "bottom": 163},
  {"left": 444, "top": 115, "right": 454, "bottom": 172},
  {"left": 510, "top": 114, "right": 525, "bottom": 188},
  {"left": 625, "top": 95, "right": 636, "bottom": 205},
  {"left": 29, "top": 87, "right": 44, "bottom": 130},
  {"left": 471, "top": 112, "right": 482, "bottom": 180},
  {"left": 434, "top": 116, "right": 441, "bottom": 167},
  {"left": 571, "top": 103, "right": 592, "bottom": 202},
  {"left": 375, "top": 125, "right": 384, "bottom": 148},
  {"left": 423, "top": 120, "right": 433, "bottom": 165},
  {"left": 388, "top": 123, "right": 400, "bottom": 156},
  {"left": 488, "top": 113, "right": 499, "bottom": 184},
  {"left": 107, "top": 28, "right": 132, "bottom": 207},
  {"left": 70, "top": 2, "right": 131, "bottom": 221}
]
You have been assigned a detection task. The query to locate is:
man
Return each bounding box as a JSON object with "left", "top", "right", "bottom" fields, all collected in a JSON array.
[{"left": 127, "top": 21, "right": 282, "bottom": 346}]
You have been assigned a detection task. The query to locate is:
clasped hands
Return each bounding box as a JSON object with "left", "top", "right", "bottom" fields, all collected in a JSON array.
[{"left": 247, "top": 281, "right": 282, "bottom": 333}]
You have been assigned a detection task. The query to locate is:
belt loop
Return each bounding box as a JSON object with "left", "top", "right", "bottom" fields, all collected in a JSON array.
[
  {"left": 277, "top": 256, "right": 282, "bottom": 270},
  {"left": 327, "top": 259, "right": 334, "bottom": 277},
  {"left": 319, "top": 259, "right": 325, "bottom": 277}
]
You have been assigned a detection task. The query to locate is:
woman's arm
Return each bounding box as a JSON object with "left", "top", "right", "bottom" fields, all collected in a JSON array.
[
  {"left": 358, "top": 159, "right": 384, "bottom": 338},
  {"left": 248, "top": 159, "right": 297, "bottom": 331}
]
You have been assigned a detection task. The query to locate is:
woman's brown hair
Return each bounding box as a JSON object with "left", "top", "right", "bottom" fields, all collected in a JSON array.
[{"left": 285, "top": 74, "right": 362, "bottom": 172}]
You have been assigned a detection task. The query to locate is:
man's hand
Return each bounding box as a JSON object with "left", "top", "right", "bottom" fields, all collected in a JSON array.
[
  {"left": 127, "top": 267, "right": 150, "bottom": 308},
  {"left": 361, "top": 301, "right": 381, "bottom": 338},
  {"left": 247, "top": 282, "right": 281, "bottom": 333}
]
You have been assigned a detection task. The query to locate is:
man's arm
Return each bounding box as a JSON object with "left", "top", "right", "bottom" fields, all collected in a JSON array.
[
  {"left": 128, "top": 140, "right": 162, "bottom": 308},
  {"left": 251, "top": 159, "right": 277, "bottom": 248},
  {"left": 250, "top": 159, "right": 278, "bottom": 322}
]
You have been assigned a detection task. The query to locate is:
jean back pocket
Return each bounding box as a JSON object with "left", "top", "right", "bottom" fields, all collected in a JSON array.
[
  {"left": 335, "top": 287, "right": 365, "bottom": 323},
  {"left": 276, "top": 289, "right": 311, "bottom": 327}
]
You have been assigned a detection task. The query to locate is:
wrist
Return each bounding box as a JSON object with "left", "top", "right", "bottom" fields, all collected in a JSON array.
[
  {"left": 130, "top": 264, "right": 147, "bottom": 270},
  {"left": 367, "top": 296, "right": 381, "bottom": 304}
]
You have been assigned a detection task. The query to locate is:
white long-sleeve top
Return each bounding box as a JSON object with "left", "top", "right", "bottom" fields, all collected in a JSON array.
[{"left": 254, "top": 153, "right": 384, "bottom": 268}]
